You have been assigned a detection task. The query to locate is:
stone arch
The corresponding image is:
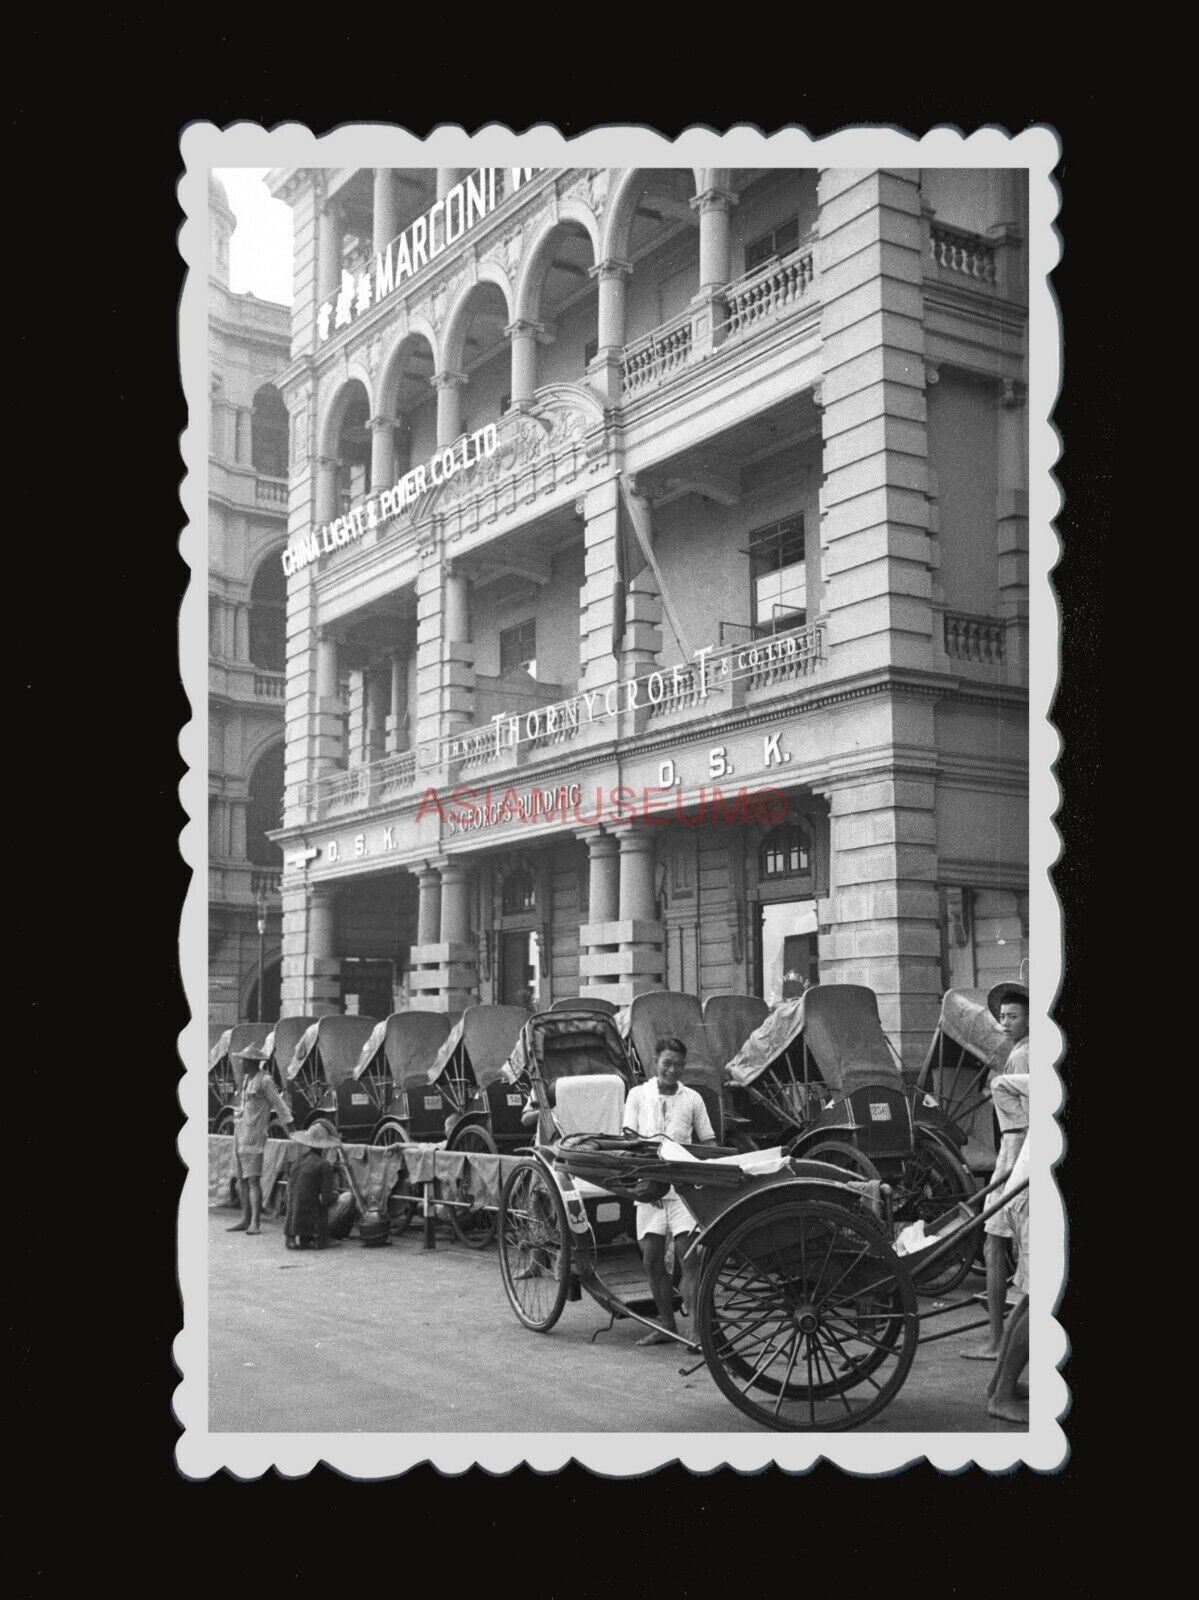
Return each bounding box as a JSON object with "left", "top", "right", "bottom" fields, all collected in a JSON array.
[
  {"left": 599, "top": 167, "right": 698, "bottom": 264},
  {"left": 244, "top": 725, "right": 285, "bottom": 784},
  {"left": 441, "top": 276, "right": 513, "bottom": 377},
  {"left": 514, "top": 204, "right": 600, "bottom": 323},
  {"left": 248, "top": 542, "right": 288, "bottom": 672},
  {"left": 317, "top": 367, "right": 374, "bottom": 460},
  {"left": 246, "top": 738, "right": 285, "bottom": 867},
  {"left": 377, "top": 317, "right": 439, "bottom": 415}
]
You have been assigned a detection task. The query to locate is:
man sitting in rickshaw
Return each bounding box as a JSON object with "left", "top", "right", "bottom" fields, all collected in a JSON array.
[{"left": 622, "top": 1037, "right": 716, "bottom": 1346}]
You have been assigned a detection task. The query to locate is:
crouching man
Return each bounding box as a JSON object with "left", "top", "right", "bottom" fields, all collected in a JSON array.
[
  {"left": 285, "top": 1124, "right": 343, "bottom": 1250},
  {"left": 622, "top": 1037, "right": 716, "bottom": 1346}
]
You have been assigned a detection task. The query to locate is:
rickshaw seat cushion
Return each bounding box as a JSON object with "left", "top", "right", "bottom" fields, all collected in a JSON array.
[{"left": 553, "top": 1074, "right": 626, "bottom": 1138}]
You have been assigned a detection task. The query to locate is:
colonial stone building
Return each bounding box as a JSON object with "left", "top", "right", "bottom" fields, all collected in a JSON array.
[
  {"left": 264, "top": 164, "right": 1028, "bottom": 1062},
  {"left": 208, "top": 174, "right": 291, "bottom": 1027}
]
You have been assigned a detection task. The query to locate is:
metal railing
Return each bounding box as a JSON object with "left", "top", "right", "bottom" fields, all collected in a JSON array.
[{"left": 299, "top": 750, "right": 418, "bottom": 817}]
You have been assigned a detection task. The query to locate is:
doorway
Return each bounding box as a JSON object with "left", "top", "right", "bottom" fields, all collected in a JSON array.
[
  {"left": 758, "top": 900, "right": 819, "bottom": 1004},
  {"left": 340, "top": 958, "right": 394, "bottom": 1020},
  {"left": 500, "top": 929, "right": 541, "bottom": 1010}
]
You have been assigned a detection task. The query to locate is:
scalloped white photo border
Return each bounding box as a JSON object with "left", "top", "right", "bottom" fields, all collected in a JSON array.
[{"left": 176, "top": 120, "right": 1065, "bottom": 1478}]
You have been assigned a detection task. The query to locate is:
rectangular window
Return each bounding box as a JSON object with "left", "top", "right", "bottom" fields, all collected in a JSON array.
[
  {"left": 744, "top": 216, "right": 801, "bottom": 273},
  {"left": 747, "top": 515, "right": 807, "bottom": 633},
  {"left": 500, "top": 618, "right": 537, "bottom": 677}
]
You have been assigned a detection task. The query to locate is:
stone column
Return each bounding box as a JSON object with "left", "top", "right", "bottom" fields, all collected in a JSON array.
[
  {"left": 997, "top": 379, "right": 1029, "bottom": 680},
  {"left": 316, "top": 198, "right": 340, "bottom": 304},
  {"left": 346, "top": 670, "right": 368, "bottom": 767},
  {"left": 407, "top": 859, "right": 476, "bottom": 1011},
  {"left": 587, "top": 259, "right": 631, "bottom": 404},
  {"left": 437, "top": 169, "right": 469, "bottom": 201},
  {"left": 415, "top": 865, "right": 442, "bottom": 944},
  {"left": 505, "top": 319, "right": 550, "bottom": 409},
  {"left": 442, "top": 561, "right": 475, "bottom": 739},
  {"left": 369, "top": 415, "right": 396, "bottom": 492},
  {"left": 577, "top": 479, "right": 622, "bottom": 707},
  {"left": 230, "top": 800, "right": 247, "bottom": 861},
  {"left": 386, "top": 653, "right": 409, "bottom": 753},
  {"left": 989, "top": 169, "right": 1026, "bottom": 301},
  {"left": 314, "top": 455, "right": 338, "bottom": 525},
  {"left": 818, "top": 766, "right": 942, "bottom": 1071},
  {"left": 577, "top": 829, "right": 623, "bottom": 1002},
  {"left": 432, "top": 371, "right": 467, "bottom": 447},
  {"left": 690, "top": 187, "right": 737, "bottom": 358},
  {"left": 818, "top": 169, "right": 935, "bottom": 676},
  {"left": 609, "top": 829, "right": 666, "bottom": 1001},
  {"left": 234, "top": 603, "right": 249, "bottom": 662},
  {"left": 366, "top": 666, "right": 388, "bottom": 759},
  {"left": 305, "top": 885, "right": 342, "bottom": 1014},
  {"left": 314, "top": 631, "right": 345, "bottom": 773},
  {"left": 235, "top": 408, "right": 251, "bottom": 466},
  {"left": 372, "top": 169, "right": 397, "bottom": 256}
]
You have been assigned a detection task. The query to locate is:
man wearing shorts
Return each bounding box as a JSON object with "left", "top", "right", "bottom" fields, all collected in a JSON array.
[
  {"left": 987, "top": 1135, "right": 1030, "bottom": 1423},
  {"left": 962, "top": 980, "right": 1029, "bottom": 1361},
  {"left": 622, "top": 1038, "right": 716, "bottom": 1346},
  {"left": 227, "top": 1042, "right": 294, "bottom": 1235}
]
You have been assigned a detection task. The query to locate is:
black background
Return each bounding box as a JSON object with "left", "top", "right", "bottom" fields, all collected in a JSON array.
[{"left": 13, "top": 69, "right": 1111, "bottom": 1577}]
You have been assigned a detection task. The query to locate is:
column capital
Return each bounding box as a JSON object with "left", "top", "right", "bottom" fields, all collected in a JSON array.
[
  {"left": 577, "top": 826, "right": 618, "bottom": 851},
  {"left": 587, "top": 257, "right": 633, "bottom": 283},
  {"left": 504, "top": 318, "right": 554, "bottom": 345},
  {"left": 617, "top": 826, "right": 657, "bottom": 854},
  {"left": 690, "top": 186, "right": 738, "bottom": 215},
  {"left": 430, "top": 369, "right": 468, "bottom": 392}
]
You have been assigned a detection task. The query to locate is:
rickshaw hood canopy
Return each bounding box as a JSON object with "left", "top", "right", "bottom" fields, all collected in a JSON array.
[
  {"left": 427, "top": 1005, "right": 527, "bottom": 1089},
  {"left": 927, "top": 989, "right": 1012, "bottom": 1074},
  {"left": 287, "top": 1014, "right": 379, "bottom": 1085},
  {"left": 355, "top": 1011, "right": 454, "bottom": 1089},
  {"left": 725, "top": 985, "right": 900, "bottom": 1093},
  {"left": 504, "top": 1009, "right": 634, "bottom": 1087}
]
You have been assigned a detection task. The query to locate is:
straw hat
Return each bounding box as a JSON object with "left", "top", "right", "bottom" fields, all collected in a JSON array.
[
  {"left": 235, "top": 1043, "right": 271, "bottom": 1062},
  {"left": 987, "top": 981, "right": 1029, "bottom": 1021},
  {"left": 293, "top": 1123, "right": 343, "bottom": 1150}
]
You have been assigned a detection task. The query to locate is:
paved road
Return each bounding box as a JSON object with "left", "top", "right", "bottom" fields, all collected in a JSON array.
[{"left": 208, "top": 1211, "right": 1021, "bottom": 1433}]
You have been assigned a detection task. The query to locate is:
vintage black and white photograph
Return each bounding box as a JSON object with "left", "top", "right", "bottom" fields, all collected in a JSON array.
[{"left": 177, "top": 124, "right": 1064, "bottom": 1475}]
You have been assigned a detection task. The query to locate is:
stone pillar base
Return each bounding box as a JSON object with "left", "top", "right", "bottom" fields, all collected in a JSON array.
[
  {"left": 579, "top": 919, "right": 664, "bottom": 1005},
  {"left": 406, "top": 941, "right": 477, "bottom": 1011}
]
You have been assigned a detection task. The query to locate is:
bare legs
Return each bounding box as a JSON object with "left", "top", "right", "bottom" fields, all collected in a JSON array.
[
  {"left": 961, "top": 1235, "right": 1008, "bottom": 1359},
  {"left": 227, "top": 1175, "right": 263, "bottom": 1234},
  {"left": 637, "top": 1234, "right": 677, "bottom": 1346},
  {"left": 987, "top": 1296, "right": 1030, "bottom": 1423}
]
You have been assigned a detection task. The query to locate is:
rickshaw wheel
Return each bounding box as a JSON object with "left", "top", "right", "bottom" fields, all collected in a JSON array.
[
  {"left": 373, "top": 1120, "right": 416, "bottom": 1234},
  {"left": 499, "top": 1159, "right": 571, "bottom": 1332},
  {"left": 894, "top": 1133, "right": 978, "bottom": 1296},
  {"left": 798, "top": 1139, "right": 881, "bottom": 1183},
  {"left": 213, "top": 1111, "right": 235, "bottom": 1138},
  {"left": 697, "top": 1197, "right": 918, "bottom": 1432},
  {"left": 447, "top": 1126, "right": 499, "bottom": 1250}
]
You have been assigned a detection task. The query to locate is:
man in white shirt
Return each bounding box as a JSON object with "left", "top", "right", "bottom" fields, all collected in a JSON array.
[{"left": 622, "top": 1037, "right": 716, "bottom": 1346}]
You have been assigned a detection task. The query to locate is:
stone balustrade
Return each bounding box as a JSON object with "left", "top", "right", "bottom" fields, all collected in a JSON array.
[
  {"left": 720, "top": 247, "right": 816, "bottom": 339},
  {"left": 621, "top": 311, "right": 695, "bottom": 398},
  {"left": 255, "top": 474, "right": 288, "bottom": 506},
  {"left": 944, "top": 611, "right": 1005, "bottom": 663},
  {"left": 928, "top": 224, "right": 997, "bottom": 286},
  {"left": 250, "top": 869, "right": 282, "bottom": 898},
  {"left": 253, "top": 671, "right": 286, "bottom": 698},
  {"left": 299, "top": 749, "right": 418, "bottom": 819}
]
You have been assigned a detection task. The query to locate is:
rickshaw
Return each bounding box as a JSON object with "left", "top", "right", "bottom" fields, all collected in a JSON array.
[
  {"left": 702, "top": 993, "right": 771, "bottom": 1077},
  {"left": 421, "top": 1004, "right": 529, "bottom": 1247},
  {"left": 498, "top": 1129, "right": 1027, "bottom": 1431},
  {"left": 549, "top": 995, "right": 619, "bottom": 1015},
  {"left": 284, "top": 1014, "right": 380, "bottom": 1132},
  {"left": 208, "top": 1023, "right": 274, "bottom": 1134},
  {"left": 913, "top": 989, "right": 1010, "bottom": 1174},
  {"left": 724, "top": 984, "right": 978, "bottom": 1292},
  {"left": 625, "top": 990, "right": 741, "bottom": 1145},
  {"left": 339, "top": 1010, "right": 456, "bottom": 1236}
]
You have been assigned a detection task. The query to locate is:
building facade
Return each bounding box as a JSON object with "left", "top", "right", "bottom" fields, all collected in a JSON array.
[
  {"left": 265, "top": 164, "right": 1029, "bottom": 1063},
  {"left": 208, "top": 175, "right": 291, "bottom": 1027}
]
